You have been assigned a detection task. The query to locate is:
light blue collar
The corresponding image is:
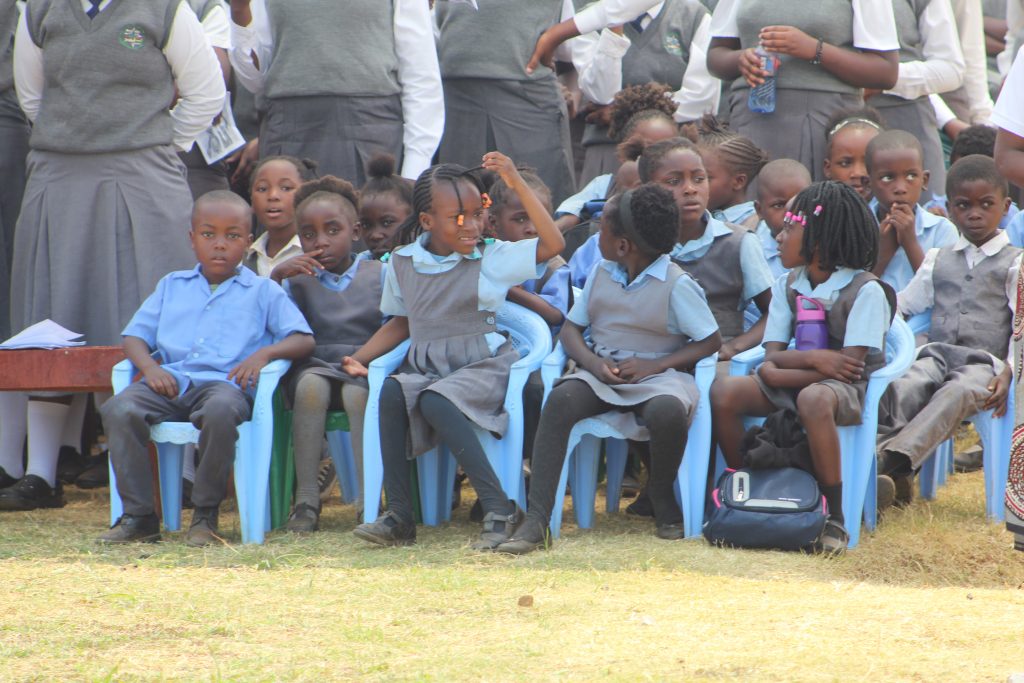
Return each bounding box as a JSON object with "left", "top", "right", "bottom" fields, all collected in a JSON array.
[
  {"left": 713, "top": 200, "right": 756, "bottom": 225},
  {"left": 394, "top": 233, "right": 483, "bottom": 265},
  {"left": 789, "top": 266, "right": 858, "bottom": 299},
  {"left": 600, "top": 254, "right": 671, "bottom": 288},
  {"left": 184, "top": 263, "right": 252, "bottom": 288},
  {"left": 670, "top": 212, "right": 732, "bottom": 260}
]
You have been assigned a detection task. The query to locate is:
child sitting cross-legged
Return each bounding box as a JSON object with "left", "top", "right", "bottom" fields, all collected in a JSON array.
[
  {"left": 875, "top": 156, "right": 1021, "bottom": 507},
  {"left": 98, "top": 191, "right": 315, "bottom": 546},
  {"left": 711, "top": 182, "right": 896, "bottom": 555}
]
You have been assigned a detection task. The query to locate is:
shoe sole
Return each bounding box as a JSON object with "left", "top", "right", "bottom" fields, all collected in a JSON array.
[
  {"left": 494, "top": 540, "right": 545, "bottom": 555},
  {"left": 97, "top": 533, "right": 161, "bottom": 544},
  {"left": 0, "top": 498, "right": 65, "bottom": 511},
  {"left": 352, "top": 527, "right": 415, "bottom": 547}
]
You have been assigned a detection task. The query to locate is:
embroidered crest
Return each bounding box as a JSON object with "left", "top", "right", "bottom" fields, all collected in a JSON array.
[
  {"left": 118, "top": 25, "right": 147, "bottom": 50},
  {"left": 664, "top": 32, "right": 684, "bottom": 58}
]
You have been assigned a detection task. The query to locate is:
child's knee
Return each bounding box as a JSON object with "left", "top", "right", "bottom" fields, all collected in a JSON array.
[
  {"left": 99, "top": 392, "right": 141, "bottom": 428},
  {"left": 294, "top": 373, "right": 331, "bottom": 412},
  {"left": 196, "top": 391, "right": 249, "bottom": 426},
  {"left": 643, "top": 396, "right": 687, "bottom": 432},
  {"left": 710, "top": 376, "right": 748, "bottom": 410},
  {"left": 341, "top": 383, "right": 369, "bottom": 415},
  {"left": 796, "top": 385, "right": 837, "bottom": 422}
]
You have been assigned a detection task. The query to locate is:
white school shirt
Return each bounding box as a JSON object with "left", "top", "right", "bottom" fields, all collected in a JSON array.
[
  {"left": 943, "top": 0, "right": 993, "bottom": 124},
  {"left": 883, "top": 0, "right": 966, "bottom": 102},
  {"left": 574, "top": 0, "right": 671, "bottom": 35},
  {"left": 200, "top": 3, "right": 231, "bottom": 50},
  {"left": 13, "top": 0, "right": 225, "bottom": 152},
  {"left": 991, "top": 45, "right": 1024, "bottom": 137},
  {"left": 575, "top": 3, "right": 720, "bottom": 121},
  {"left": 709, "top": 0, "right": 900, "bottom": 52},
  {"left": 247, "top": 232, "right": 304, "bottom": 279},
  {"left": 229, "top": 0, "right": 442, "bottom": 180}
]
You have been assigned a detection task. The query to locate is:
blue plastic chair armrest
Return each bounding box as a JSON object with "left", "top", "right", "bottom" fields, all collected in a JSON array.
[
  {"left": 253, "top": 359, "right": 291, "bottom": 408},
  {"left": 111, "top": 350, "right": 163, "bottom": 395},
  {"left": 367, "top": 339, "right": 411, "bottom": 390},
  {"left": 906, "top": 311, "right": 931, "bottom": 336},
  {"left": 729, "top": 345, "right": 765, "bottom": 376}
]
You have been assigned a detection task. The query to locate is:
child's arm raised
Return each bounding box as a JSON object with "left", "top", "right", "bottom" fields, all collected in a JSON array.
[
  {"left": 617, "top": 331, "right": 722, "bottom": 383},
  {"left": 482, "top": 152, "right": 565, "bottom": 263},
  {"left": 123, "top": 335, "right": 178, "bottom": 399},
  {"left": 560, "top": 321, "right": 626, "bottom": 385},
  {"left": 341, "top": 316, "right": 411, "bottom": 378},
  {"left": 229, "top": 332, "right": 315, "bottom": 390}
]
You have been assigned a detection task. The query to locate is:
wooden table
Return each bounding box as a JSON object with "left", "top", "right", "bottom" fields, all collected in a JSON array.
[{"left": 0, "top": 346, "right": 125, "bottom": 392}]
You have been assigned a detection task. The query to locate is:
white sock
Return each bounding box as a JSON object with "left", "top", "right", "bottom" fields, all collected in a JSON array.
[
  {"left": 25, "top": 400, "right": 71, "bottom": 487},
  {"left": 60, "top": 393, "right": 88, "bottom": 450},
  {"left": 0, "top": 392, "right": 28, "bottom": 479}
]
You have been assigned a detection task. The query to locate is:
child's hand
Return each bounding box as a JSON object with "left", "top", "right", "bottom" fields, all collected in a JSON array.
[
  {"left": 271, "top": 253, "right": 323, "bottom": 282},
  {"left": 341, "top": 356, "right": 368, "bottom": 378},
  {"left": 718, "top": 340, "right": 740, "bottom": 362},
  {"left": 887, "top": 203, "right": 917, "bottom": 246},
  {"left": 984, "top": 367, "right": 1012, "bottom": 417},
  {"left": 228, "top": 349, "right": 270, "bottom": 390},
  {"left": 809, "top": 350, "right": 864, "bottom": 383},
  {"left": 616, "top": 357, "right": 663, "bottom": 383},
  {"left": 142, "top": 366, "right": 178, "bottom": 399},
  {"left": 738, "top": 47, "right": 769, "bottom": 87},
  {"left": 482, "top": 152, "right": 522, "bottom": 188},
  {"left": 584, "top": 356, "right": 626, "bottom": 385},
  {"left": 758, "top": 26, "right": 817, "bottom": 61}
]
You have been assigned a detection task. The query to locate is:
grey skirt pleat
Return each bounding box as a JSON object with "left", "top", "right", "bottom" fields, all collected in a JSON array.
[
  {"left": 10, "top": 146, "right": 195, "bottom": 345},
  {"left": 261, "top": 94, "right": 404, "bottom": 186},
  {"left": 0, "top": 94, "right": 30, "bottom": 340}
]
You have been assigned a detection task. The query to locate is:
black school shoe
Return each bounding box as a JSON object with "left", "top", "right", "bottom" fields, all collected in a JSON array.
[
  {"left": 285, "top": 502, "right": 320, "bottom": 533},
  {"left": 472, "top": 501, "right": 524, "bottom": 551},
  {"left": 353, "top": 511, "right": 416, "bottom": 546},
  {"left": 97, "top": 513, "right": 161, "bottom": 544},
  {"left": 0, "top": 466, "right": 17, "bottom": 489},
  {"left": 56, "top": 446, "right": 88, "bottom": 485},
  {"left": 185, "top": 506, "right": 223, "bottom": 547},
  {"left": 495, "top": 517, "right": 551, "bottom": 555},
  {"left": 0, "top": 475, "right": 65, "bottom": 511},
  {"left": 74, "top": 453, "right": 109, "bottom": 489}
]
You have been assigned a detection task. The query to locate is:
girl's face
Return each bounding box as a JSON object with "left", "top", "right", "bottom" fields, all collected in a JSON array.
[
  {"left": 701, "top": 149, "right": 736, "bottom": 211},
  {"left": 296, "top": 198, "right": 359, "bottom": 274},
  {"left": 776, "top": 198, "right": 807, "bottom": 269},
  {"left": 823, "top": 126, "right": 878, "bottom": 202},
  {"left": 422, "top": 180, "right": 484, "bottom": 256},
  {"left": 649, "top": 148, "right": 708, "bottom": 229},
  {"left": 251, "top": 160, "right": 302, "bottom": 233},
  {"left": 360, "top": 192, "right": 411, "bottom": 259}
]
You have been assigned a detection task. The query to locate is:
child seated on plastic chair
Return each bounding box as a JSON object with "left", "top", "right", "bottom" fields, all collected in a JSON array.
[
  {"left": 98, "top": 191, "right": 314, "bottom": 546},
  {"left": 270, "top": 177, "right": 387, "bottom": 532},
  {"left": 711, "top": 182, "right": 896, "bottom": 555},
  {"left": 876, "top": 156, "right": 1020, "bottom": 508},
  {"left": 497, "top": 183, "right": 722, "bottom": 554}
]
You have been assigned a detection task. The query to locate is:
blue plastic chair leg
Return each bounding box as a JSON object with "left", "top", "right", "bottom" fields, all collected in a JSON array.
[
  {"left": 603, "top": 439, "right": 628, "bottom": 513},
  {"left": 109, "top": 459, "right": 123, "bottom": 526},
  {"left": 155, "top": 444, "right": 185, "bottom": 532},
  {"left": 978, "top": 410, "right": 1010, "bottom": 521},
  {"left": 326, "top": 430, "right": 359, "bottom": 504},
  {"left": 919, "top": 445, "right": 943, "bottom": 501},
  {"left": 569, "top": 435, "right": 602, "bottom": 529}
]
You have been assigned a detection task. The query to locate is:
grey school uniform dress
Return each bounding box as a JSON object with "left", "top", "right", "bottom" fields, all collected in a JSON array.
[
  {"left": 0, "top": 3, "right": 28, "bottom": 340},
  {"left": 579, "top": 0, "right": 708, "bottom": 184},
  {"left": 756, "top": 270, "right": 897, "bottom": 426},
  {"left": 435, "top": 0, "right": 576, "bottom": 206},
  {"left": 12, "top": 0, "right": 197, "bottom": 346},
  {"left": 259, "top": 0, "right": 404, "bottom": 185},
  {"left": 867, "top": 0, "right": 946, "bottom": 200}
]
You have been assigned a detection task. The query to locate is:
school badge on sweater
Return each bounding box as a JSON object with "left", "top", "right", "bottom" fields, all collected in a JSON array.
[{"left": 118, "top": 25, "right": 146, "bottom": 50}]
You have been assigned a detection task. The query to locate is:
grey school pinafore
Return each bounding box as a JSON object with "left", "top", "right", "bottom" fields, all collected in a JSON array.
[
  {"left": 754, "top": 271, "right": 896, "bottom": 426},
  {"left": 389, "top": 248, "right": 519, "bottom": 458},
  {"left": 672, "top": 224, "right": 748, "bottom": 342},
  {"left": 556, "top": 261, "right": 699, "bottom": 440},
  {"left": 0, "top": 2, "right": 28, "bottom": 340}
]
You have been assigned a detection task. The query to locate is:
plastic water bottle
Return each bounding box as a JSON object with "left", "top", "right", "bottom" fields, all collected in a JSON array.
[
  {"left": 794, "top": 295, "right": 829, "bottom": 351},
  {"left": 747, "top": 46, "right": 779, "bottom": 114}
]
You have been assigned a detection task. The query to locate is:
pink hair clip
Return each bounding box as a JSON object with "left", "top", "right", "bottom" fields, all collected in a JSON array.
[{"left": 813, "top": 205, "right": 823, "bottom": 216}]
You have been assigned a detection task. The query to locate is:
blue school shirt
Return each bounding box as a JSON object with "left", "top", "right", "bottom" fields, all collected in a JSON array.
[
  {"left": 669, "top": 212, "right": 775, "bottom": 303},
  {"left": 924, "top": 195, "right": 1019, "bottom": 230},
  {"left": 122, "top": 265, "right": 312, "bottom": 397},
  {"left": 1003, "top": 211, "right": 1024, "bottom": 248},
  {"left": 568, "top": 256, "right": 720, "bottom": 342},
  {"left": 569, "top": 232, "right": 602, "bottom": 289},
  {"left": 712, "top": 200, "right": 757, "bottom": 226},
  {"left": 762, "top": 268, "right": 891, "bottom": 351},
  {"left": 380, "top": 234, "right": 545, "bottom": 354},
  {"left": 869, "top": 199, "right": 958, "bottom": 291},
  {"left": 556, "top": 174, "right": 613, "bottom": 217},
  {"left": 754, "top": 221, "right": 786, "bottom": 279},
  {"left": 521, "top": 260, "right": 571, "bottom": 333}
]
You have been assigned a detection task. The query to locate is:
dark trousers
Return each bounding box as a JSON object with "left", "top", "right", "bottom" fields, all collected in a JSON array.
[{"left": 101, "top": 381, "right": 252, "bottom": 516}]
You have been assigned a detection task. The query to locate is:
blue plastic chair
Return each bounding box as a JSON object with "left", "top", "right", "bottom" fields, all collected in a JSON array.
[
  {"left": 361, "top": 302, "right": 553, "bottom": 525},
  {"left": 108, "top": 358, "right": 291, "bottom": 545},
  {"left": 539, "top": 346, "right": 718, "bottom": 539},
  {"left": 907, "top": 311, "right": 1013, "bottom": 520},
  {"left": 728, "top": 316, "right": 915, "bottom": 548}
]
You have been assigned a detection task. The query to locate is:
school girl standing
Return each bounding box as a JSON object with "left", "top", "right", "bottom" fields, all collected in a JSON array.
[
  {"left": 706, "top": 0, "right": 900, "bottom": 180},
  {"left": 228, "top": 0, "right": 442, "bottom": 184},
  {"left": 343, "top": 154, "right": 565, "bottom": 550}
]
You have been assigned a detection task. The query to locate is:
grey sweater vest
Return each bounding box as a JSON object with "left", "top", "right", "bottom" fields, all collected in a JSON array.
[
  {"left": 733, "top": 0, "right": 859, "bottom": 94},
  {"left": 436, "top": 0, "right": 563, "bottom": 81},
  {"left": 621, "top": 0, "right": 706, "bottom": 92},
  {"left": 287, "top": 259, "right": 384, "bottom": 363},
  {"left": 588, "top": 261, "right": 690, "bottom": 361},
  {"left": 672, "top": 224, "right": 747, "bottom": 342},
  {"left": 0, "top": 2, "right": 17, "bottom": 94},
  {"left": 264, "top": 0, "right": 400, "bottom": 99},
  {"left": 871, "top": 0, "right": 930, "bottom": 109},
  {"left": 26, "top": 0, "right": 180, "bottom": 153},
  {"left": 930, "top": 245, "right": 1021, "bottom": 358}
]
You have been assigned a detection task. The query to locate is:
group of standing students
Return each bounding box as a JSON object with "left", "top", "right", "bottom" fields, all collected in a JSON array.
[{"left": 1, "top": 0, "right": 1023, "bottom": 555}]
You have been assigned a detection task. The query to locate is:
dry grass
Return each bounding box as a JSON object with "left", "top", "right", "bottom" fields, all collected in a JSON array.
[{"left": 2, "top": 464, "right": 1024, "bottom": 682}]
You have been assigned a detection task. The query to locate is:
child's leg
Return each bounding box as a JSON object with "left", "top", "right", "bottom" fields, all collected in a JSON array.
[
  {"left": 100, "top": 383, "right": 182, "bottom": 516},
  {"left": 378, "top": 378, "right": 416, "bottom": 523},
  {"left": 876, "top": 356, "right": 945, "bottom": 473},
  {"left": 636, "top": 396, "right": 689, "bottom": 527},
  {"left": 24, "top": 397, "right": 72, "bottom": 487},
  {"left": 60, "top": 393, "right": 88, "bottom": 454},
  {"left": 340, "top": 383, "right": 369, "bottom": 501},
  {"left": 0, "top": 392, "right": 28, "bottom": 479},
  {"left": 521, "top": 369, "right": 544, "bottom": 464},
  {"left": 291, "top": 373, "right": 332, "bottom": 510},
  {"left": 186, "top": 382, "right": 252, "bottom": 510},
  {"left": 795, "top": 385, "right": 843, "bottom": 524},
  {"left": 711, "top": 376, "right": 776, "bottom": 469}
]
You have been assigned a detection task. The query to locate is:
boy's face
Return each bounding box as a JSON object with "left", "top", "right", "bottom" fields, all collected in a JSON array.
[
  {"left": 868, "top": 147, "right": 929, "bottom": 211},
  {"left": 489, "top": 193, "right": 551, "bottom": 243},
  {"left": 297, "top": 198, "right": 360, "bottom": 274},
  {"left": 360, "top": 192, "right": 410, "bottom": 259},
  {"left": 756, "top": 174, "right": 808, "bottom": 236},
  {"left": 823, "top": 126, "right": 877, "bottom": 202},
  {"left": 190, "top": 203, "right": 253, "bottom": 284},
  {"left": 947, "top": 179, "right": 1010, "bottom": 247}
]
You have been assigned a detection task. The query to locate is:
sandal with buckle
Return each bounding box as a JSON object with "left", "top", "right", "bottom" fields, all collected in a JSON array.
[{"left": 471, "top": 501, "right": 524, "bottom": 551}]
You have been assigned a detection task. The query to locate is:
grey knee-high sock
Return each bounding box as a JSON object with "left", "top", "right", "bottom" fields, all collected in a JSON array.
[{"left": 292, "top": 373, "right": 331, "bottom": 509}]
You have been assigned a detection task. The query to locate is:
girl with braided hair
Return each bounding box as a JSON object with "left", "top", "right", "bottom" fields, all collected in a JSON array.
[
  {"left": 696, "top": 115, "right": 768, "bottom": 228},
  {"left": 343, "top": 154, "right": 565, "bottom": 550},
  {"left": 711, "top": 181, "right": 897, "bottom": 554}
]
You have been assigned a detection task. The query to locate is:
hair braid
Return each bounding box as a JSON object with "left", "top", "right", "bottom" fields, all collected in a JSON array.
[{"left": 790, "top": 181, "right": 878, "bottom": 272}]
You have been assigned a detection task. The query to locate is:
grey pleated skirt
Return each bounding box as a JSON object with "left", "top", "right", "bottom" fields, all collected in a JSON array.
[
  {"left": 10, "top": 146, "right": 195, "bottom": 345},
  {"left": 0, "top": 94, "right": 29, "bottom": 340},
  {"left": 260, "top": 94, "right": 403, "bottom": 186},
  {"left": 729, "top": 89, "right": 862, "bottom": 182}
]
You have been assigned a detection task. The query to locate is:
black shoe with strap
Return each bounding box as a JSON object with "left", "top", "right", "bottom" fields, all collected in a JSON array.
[
  {"left": 185, "top": 506, "right": 223, "bottom": 547},
  {"left": 472, "top": 501, "right": 524, "bottom": 551},
  {"left": 0, "top": 474, "right": 65, "bottom": 511},
  {"left": 353, "top": 511, "right": 416, "bottom": 546},
  {"left": 285, "top": 502, "right": 320, "bottom": 533},
  {"left": 495, "top": 516, "right": 551, "bottom": 555},
  {"left": 97, "top": 513, "right": 161, "bottom": 544}
]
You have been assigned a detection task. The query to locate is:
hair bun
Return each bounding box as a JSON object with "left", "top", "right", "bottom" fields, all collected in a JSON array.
[{"left": 366, "top": 153, "right": 398, "bottom": 179}]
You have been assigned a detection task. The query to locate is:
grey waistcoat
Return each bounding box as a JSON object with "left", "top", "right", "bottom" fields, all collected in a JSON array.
[
  {"left": 264, "top": 0, "right": 400, "bottom": 100},
  {"left": 672, "top": 224, "right": 747, "bottom": 341},
  {"left": 871, "top": 0, "right": 931, "bottom": 109},
  {"left": 435, "top": 0, "right": 562, "bottom": 81},
  {"left": 733, "top": 0, "right": 859, "bottom": 94},
  {"left": 930, "top": 244, "right": 1021, "bottom": 358},
  {"left": 621, "top": 0, "right": 706, "bottom": 92},
  {"left": 25, "top": 0, "right": 179, "bottom": 153}
]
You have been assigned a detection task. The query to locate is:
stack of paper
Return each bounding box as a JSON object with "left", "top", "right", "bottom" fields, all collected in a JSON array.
[{"left": 0, "top": 320, "right": 86, "bottom": 350}]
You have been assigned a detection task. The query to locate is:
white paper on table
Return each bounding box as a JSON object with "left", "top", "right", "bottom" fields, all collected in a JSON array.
[
  {"left": 0, "top": 319, "right": 85, "bottom": 349},
  {"left": 196, "top": 92, "right": 246, "bottom": 165}
]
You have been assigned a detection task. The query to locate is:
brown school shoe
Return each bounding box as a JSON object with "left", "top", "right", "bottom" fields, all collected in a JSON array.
[
  {"left": 185, "top": 506, "right": 223, "bottom": 547},
  {"left": 472, "top": 501, "right": 524, "bottom": 551},
  {"left": 876, "top": 475, "right": 896, "bottom": 512},
  {"left": 97, "top": 513, "right": 161, "bottom": 544},
  {"left": 893, "top": 473, "right": 915, "bottom": 507}
]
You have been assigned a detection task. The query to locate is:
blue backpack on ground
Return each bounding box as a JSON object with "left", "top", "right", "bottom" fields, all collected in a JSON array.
[{"left": 703, "top": 467, "right": 828, "bottom": 551}]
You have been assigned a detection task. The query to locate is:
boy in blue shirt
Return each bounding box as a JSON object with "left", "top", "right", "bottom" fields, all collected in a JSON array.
[{"left": 99, "top": 191, "right": 314, "bottom": 546}]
